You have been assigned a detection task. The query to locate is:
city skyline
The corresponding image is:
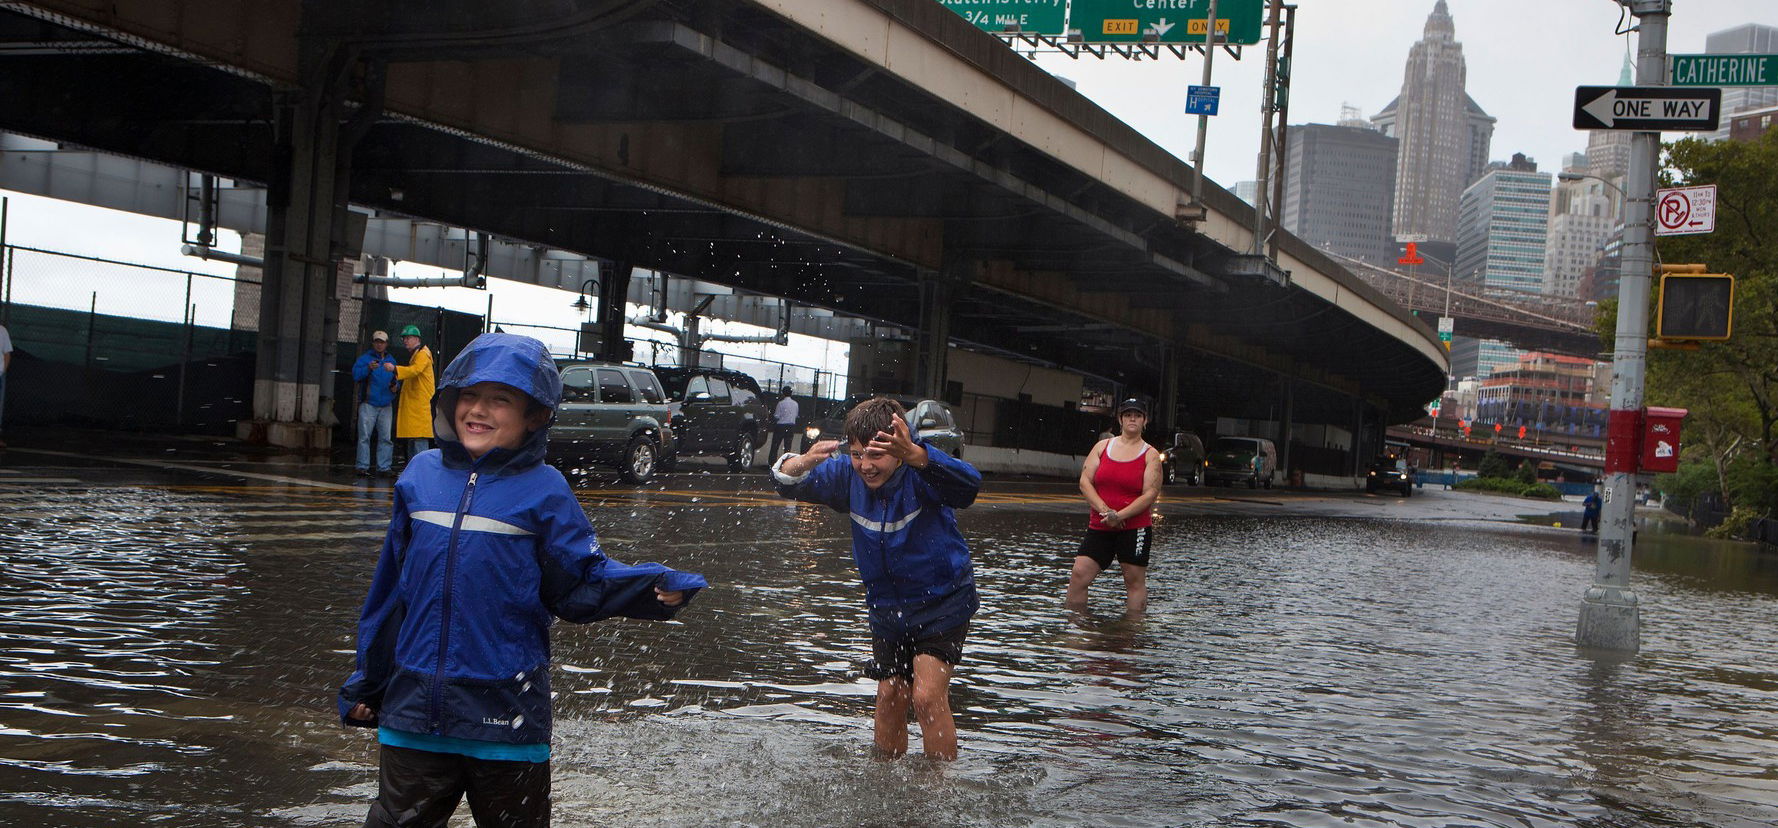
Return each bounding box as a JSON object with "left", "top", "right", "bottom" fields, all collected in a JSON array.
[{"left": 1032, "top": 0, "right": 1778, "bottom": 193}]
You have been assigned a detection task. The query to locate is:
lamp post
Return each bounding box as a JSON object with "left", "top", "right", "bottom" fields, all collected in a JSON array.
[{"left": 571, "top": 278, "right": 598, "bottom": 358}]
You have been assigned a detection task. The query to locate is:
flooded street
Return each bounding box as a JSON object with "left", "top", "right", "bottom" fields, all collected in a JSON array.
[{"left": 4, "top": 452, "right": 1778, "bottom": 826}]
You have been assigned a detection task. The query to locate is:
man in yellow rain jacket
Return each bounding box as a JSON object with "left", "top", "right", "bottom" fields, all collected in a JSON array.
[{"left": 390, "top": 324, "right": 435, "bottom": 460}]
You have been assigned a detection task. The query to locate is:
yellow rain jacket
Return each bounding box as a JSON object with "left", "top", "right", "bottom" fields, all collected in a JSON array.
[{"left": 394, "top": 345, "right": 435, "bottom": 439}]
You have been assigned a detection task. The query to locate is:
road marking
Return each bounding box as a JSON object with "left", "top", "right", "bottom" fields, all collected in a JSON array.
[{"left": 5, "top": 448, "right": 360, "bottom": 490}]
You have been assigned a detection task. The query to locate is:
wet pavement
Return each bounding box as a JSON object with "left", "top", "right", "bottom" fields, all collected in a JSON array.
[{"left": 3, "top": 432, "right": 1778, "bottom": 826}]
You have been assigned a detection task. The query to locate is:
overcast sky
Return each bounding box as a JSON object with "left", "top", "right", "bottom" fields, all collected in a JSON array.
[{"left": 1033, "top": 0, "right": 1778, "bottom": 188}]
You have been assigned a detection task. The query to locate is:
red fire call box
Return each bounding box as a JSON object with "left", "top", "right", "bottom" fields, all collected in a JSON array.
[{"left": 1639, "top": 407, "right": 1688, "bottom": 474}]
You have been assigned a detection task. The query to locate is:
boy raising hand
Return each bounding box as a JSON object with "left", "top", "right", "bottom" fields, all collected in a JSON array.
[{"left": 773, "top": 397, "right": 981, "bottom": 760}]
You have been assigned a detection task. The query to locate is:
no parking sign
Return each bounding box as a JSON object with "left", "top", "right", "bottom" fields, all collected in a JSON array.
[{"left": 1655, "top": 185, "right": 1716, "bottom": 236}]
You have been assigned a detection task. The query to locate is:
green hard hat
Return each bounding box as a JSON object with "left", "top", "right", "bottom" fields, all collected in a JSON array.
[{"left": 399, "top": 324, "right": 423, "bottom": 337}]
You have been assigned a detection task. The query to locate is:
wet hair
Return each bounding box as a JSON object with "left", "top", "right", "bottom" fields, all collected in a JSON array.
[{"left": 843, "top": 396, "right": 905, "bottom": 447}]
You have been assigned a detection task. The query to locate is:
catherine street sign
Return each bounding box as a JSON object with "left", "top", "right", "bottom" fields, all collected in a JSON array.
[
  {"left": 1671, "top": 53, "right": 1778, "bottom": 87},
  {"left": 939, "top": 0, "right": 1065, "bottom": 34},
  {"left": 1572, "top": 85, "right": 1721, "bottom": 132},
  {"left": 1070, "top": 0, "right": 1264, "bottom": 46}
]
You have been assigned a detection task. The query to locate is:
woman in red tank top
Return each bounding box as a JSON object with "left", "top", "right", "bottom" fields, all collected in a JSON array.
[{"left": 1068, "top": 398, "right": 1162, "bottom": 613}]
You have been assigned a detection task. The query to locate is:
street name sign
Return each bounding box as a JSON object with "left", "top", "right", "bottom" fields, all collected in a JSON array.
[
  {"left": 939, "top": 0, "right": 1065, "bottom": 34},
  {"left": 1572, "top": 86, "right": 1721, "bottom": 131},
  {"left": 1655, "top": 184, "right": 1717, "bottom": 237},
  {"left": 1186, "top": 85, "right": 1220, "bottom": 116},
  {"left": 1070, "top": 0, "right": 1264, "bottom": 46},
  {"left": 1671, "top": 53, "right": 1778, "bottom": 87}
]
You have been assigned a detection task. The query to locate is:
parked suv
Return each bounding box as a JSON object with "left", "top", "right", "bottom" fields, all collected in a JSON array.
[
  {"left": 653, "top": 366, "right": 770, "bottom": 472},
  {"left": 1160, "top": 431, "right": 1205, "bottom": 485},
  {"left": 805, "top": 395, "right": 965, "bottom": 458},
  {"left": 1204, "top": 436, "right": 1277, "bottom": 489},
  {"left": 552, "top": 361, "right": 674, "bottom": 483}
]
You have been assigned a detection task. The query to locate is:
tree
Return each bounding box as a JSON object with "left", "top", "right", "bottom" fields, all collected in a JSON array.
[
  {"left": 1515, "top": 459, "right": 1537, "bottom": 486},
  {"left": 1478, "top": 448, "right": 1512, "bottom": 480},
  {"left": 1592, "top": 132, "right": 1778, "bottom": 523}
]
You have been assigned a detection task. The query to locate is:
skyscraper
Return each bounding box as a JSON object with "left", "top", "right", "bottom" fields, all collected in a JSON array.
[
  {"left": 1451, "top": 153, "right": 1550, "bottom": 378},
  {"left": 1545, "top": 158, "right": 1618, "bottom": 299},
  {"left": 1704, "top": 24, "right": 1778, "bottom": 143},
  {"left": 1371, "top": 1, "right": 1495, "bottom": 246},
  {"left": 1280, "top": 123, "right": 1398, "bottom": 265}
]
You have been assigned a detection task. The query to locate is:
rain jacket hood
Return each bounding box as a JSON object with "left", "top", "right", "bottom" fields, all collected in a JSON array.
[
  {"left": 339, "top": 332, "right": 705, "bottom": 747},
  {"left": 431, "top": 332, "right": 563, "bottom": 474}
]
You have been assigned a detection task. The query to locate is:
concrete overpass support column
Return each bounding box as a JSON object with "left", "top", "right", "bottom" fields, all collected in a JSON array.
[
  {"left": 1159, "top": 343, "right": 1180, "bottom": 436},
  {"left": 915, "top": 261, "right": 973, "bottom": 400},
  {"left": 599, "top": 261, "right": 633, "bottom": 363},
  {"left": 1279, "top": 380, "right": 1294, "bottom": 477},
  {"left": 244, "top": 44, "right": 378, "bottom": 450}
]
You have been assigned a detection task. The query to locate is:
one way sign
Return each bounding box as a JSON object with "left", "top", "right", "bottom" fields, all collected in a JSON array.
[{"left": 1573, "top": 86, "right": 1721, "bottom": 132}]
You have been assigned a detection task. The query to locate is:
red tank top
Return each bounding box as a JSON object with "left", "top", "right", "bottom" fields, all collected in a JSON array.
[{"left": 1089, "top": 442, "right": 1152, "bottom": 531}]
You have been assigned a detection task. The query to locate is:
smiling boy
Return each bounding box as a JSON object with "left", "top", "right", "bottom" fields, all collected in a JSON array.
[
  {"left": 771, "top": 396, "right": 982, "bottom": 760},
  {"left": 339, "top": 332, "right": 704, "bottom": 827}
]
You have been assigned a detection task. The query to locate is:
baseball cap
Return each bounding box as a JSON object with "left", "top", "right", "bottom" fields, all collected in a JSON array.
[
  {"left": 371, "top": 330, "right": 388, "bottom": 342},
  {"left": 1114, "top": 398, "right": 1148, "bottom": 416}
]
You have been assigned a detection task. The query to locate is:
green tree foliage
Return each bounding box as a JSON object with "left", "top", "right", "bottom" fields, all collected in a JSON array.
[
  {"left": 1477, "top": 448, "right": 1512, "bottom": 480},
  {"left": 1596, "top": 132, "right": 1778, "bottom": 531},
  {"left": 1515, "top": 459, "right": 1537, "bottom": 485}
]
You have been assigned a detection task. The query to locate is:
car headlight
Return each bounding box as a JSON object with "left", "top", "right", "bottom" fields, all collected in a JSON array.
[
  {"left": 804, "top": 426, "right": 821, "bottom": 441},
  {"left": 1368, "top": 471, "right": 1377, "bottom": 476}
]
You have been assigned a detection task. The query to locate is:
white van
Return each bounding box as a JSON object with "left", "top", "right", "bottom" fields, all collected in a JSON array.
[{"left": 1204, "top": 436, "right": 1278, "bottom": 489}]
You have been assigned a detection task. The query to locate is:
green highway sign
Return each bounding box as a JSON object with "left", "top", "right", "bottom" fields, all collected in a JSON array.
[
  {"left": 939, "top": 0, "right": 1066, "bottom": 34},
  {"left": 1070, "top": 0, "right": 1264, "bottom": 46},
  {"left": 1671, "top": 53, "right": 1778, "bottom": 87}
]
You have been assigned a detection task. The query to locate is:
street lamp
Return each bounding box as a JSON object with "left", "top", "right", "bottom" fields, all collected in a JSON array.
[{"left": 570, "top": 278, "right": 598, "bottom": 313}]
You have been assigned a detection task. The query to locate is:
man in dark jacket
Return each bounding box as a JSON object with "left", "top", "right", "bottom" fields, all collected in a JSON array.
[
  {"left": 350, "top": 330, "right": 399, "bottom": 476},
  {"left": 338, "top": 332, "right": 705, "bottom": 826},
  {"left": 771, "top": 396, "right": 981, "bottom": 760}
]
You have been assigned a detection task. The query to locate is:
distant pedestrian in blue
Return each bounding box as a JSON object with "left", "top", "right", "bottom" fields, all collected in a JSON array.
[
  {"left": 350, "top": 330, "right": 399, "bottom": 476},
  {"left": 338, "top": 332, "right": 706, "bottom": 827},
  {"left": 1581, "top": 488, "right": 1603, "bottom": 534}
]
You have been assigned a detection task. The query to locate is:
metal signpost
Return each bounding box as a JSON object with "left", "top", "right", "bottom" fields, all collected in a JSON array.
[
  {"left": 1069, "top": 0, "right": 1264, "bottom": 45},
  {"left": 1670, "top": 53, "right": 1778, "bottom": 87},
  {"left": 1654, "top": 184, "right": 1716, "bottom": 237},
  {"left": 1572, "top": 85, "right": 1720, "bottom": 132},
  {"left": 938, "top": 0, "right": 1066, "bottom": 34}
]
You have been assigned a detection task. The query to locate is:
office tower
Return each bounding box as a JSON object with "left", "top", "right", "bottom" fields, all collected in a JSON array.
[
  {"left": 1703, "top": 24, "right": 1778, "bottom": 143},
  {"left": 1280, "top": 123, "right": 1399, "bottom": 265},
  {"left": 1545, "top": 161, "right": 1618, "bottom": 299},
  {"left": 1453, "top": 153, "right": 1550, "bottom": 377},
  {"left": 1370, "top": 1, "right": 1495, "bottom": 245}
]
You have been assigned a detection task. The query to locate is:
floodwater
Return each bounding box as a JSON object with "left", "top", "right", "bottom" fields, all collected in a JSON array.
[{"left": 4, "top": 468, "right": 1778, "bottom": 827}]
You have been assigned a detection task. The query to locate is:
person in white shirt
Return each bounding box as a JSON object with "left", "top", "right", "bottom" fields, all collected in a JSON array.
[
  {"left": 0, "top": 323, "right": 11, "bottom": 450},
  {"left": 769, "top": 387, "right": 800, "bottom": 459}
]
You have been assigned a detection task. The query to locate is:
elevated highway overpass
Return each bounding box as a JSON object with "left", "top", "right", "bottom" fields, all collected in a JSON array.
[{"left": 0, "top": 0, "right": 1446, "bottom": 461}]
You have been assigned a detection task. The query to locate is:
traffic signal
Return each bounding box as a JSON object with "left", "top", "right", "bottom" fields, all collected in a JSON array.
[{"left": 1657, "top": 264, "right": 1734, "bottom": 341}]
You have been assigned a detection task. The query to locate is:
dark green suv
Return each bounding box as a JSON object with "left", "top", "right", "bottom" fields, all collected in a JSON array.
[
  {"left": 653, "top": 366, "right": 770, "bottom": 472},
  {"left": 552, "top": 361, "right": 675, "bottom": 483}
]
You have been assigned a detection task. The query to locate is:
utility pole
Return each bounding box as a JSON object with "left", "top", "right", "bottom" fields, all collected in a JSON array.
[{"left": 1576, "top": 0, "right": 1669, "bottom": 654}]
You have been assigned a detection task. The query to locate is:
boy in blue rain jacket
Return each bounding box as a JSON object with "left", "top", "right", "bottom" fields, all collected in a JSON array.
[
  {"left": 771, "top": 396, "right": 981, "bottom": 760},
  {"left": 338, "top": 332, "right": 705, "bottom": 827}
]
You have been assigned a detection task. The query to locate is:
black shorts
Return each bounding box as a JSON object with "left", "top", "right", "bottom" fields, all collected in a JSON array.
[
  {"left": 863, "top": 586, "right": 977, "bottom": 681},
  {"left": 864, "top": 620, "right": 969, "bottom": 682},
  {"left": 1077, "top": 526, "right": 1153, "bottom": 569}
]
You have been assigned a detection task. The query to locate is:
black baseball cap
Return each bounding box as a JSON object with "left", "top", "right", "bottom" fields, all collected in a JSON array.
[{"left": 1114, "top": 398, "right": 1148, "bottom": 416}]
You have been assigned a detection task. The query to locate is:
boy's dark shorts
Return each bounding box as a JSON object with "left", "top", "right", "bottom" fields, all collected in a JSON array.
[
  {"left": 1076, "top": 525, "right": 1153, "bottom": 570},
  {"left": 863, "top": 586, "right": 978, "bottom": 681}
]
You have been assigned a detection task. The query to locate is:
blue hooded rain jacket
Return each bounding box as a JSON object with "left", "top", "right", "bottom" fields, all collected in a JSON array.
[
  {"left": 772, "top": 444, "right": 980, "bottom": 626},
  {"left": 338, "top": 332, "right": 705, "bottom": 746}
]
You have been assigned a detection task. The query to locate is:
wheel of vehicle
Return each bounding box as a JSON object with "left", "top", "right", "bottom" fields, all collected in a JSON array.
[
  {"left": 727, "top": 431, "right": 754, "bottom": 472},
  {"left": 1401, "top": 485, "right": 1412, "bottom": 498},
  {"left": 621, "top": 436, "right": 657, "bottom": 484},
  {"left": 1247, "top": 474, "right": 1257, "bottom": 489},
  {"left": 1263, "top": 473, "right": 1273, "bottom": 489},
  {"left": 1163, "top": 463, "right": 1177, "bottom": 485}
]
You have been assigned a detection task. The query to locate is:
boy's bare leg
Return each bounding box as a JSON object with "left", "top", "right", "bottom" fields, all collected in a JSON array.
[
  {"left": 1064, "top": 557, "right": 1099, "bottom": 609},
  {"left": 910, "top": 654, "right": 957, "bottom": 760},
  {"left": 1120, "top": 563, "right": 1147, "bottom": 615},
  {"left": 874, "top": 677, "right": 911, "bottom": 758}
]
